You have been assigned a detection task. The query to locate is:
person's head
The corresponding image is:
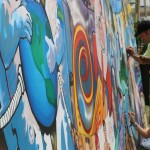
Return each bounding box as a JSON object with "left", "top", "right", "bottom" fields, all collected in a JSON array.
[{"left": 135, "top": 20, "right": 150, "bottom": 43}]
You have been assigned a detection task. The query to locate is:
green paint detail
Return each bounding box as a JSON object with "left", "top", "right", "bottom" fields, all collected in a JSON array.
[
  {"left": 57, "top": 6, "right": 64, "bottom": 21},
  {"left": 30, "top": 13, "right": 46, "bottom": 76},
  {"left": 45, "top": 79, "right": 56, "bottom": 107},
  {"left": 115, "top": 130, "right": 119, "bottom": 150},
  {"left": 45, "top": 19, "right": 53, "bottom": 42},
  {"left": 30, "top": 13, "right": 56, "bottom": 106},
  {"left": 119, "top": 56, "right": 128, "bottom": 86}
]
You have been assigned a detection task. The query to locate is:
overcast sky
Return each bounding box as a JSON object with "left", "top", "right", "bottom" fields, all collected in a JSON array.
[
  {"left": 129, "top": 0, "right": 150, "bottom": 6},
  {"left": 140, "top": 0, "right": 150, "bottom": 6}
]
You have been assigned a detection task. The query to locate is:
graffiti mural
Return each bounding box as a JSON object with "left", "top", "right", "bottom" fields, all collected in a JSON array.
[{"left": 0, "top": 0, "right": 144, "bottom": 149}]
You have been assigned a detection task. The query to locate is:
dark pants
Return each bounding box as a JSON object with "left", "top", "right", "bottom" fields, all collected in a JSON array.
[{"left": 140, "top": 64, "right": 150, "bottom": 105}]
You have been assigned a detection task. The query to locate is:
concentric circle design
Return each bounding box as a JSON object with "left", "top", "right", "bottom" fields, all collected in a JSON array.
[
  {"left": 73, "top": 25, "right": 94, "bottom": 133},
  {"left": 78, "top": 46, "right": 93, "bottom": 104},
  {"left": 74, "top": 25, "right": 93, "bottom": 104}
]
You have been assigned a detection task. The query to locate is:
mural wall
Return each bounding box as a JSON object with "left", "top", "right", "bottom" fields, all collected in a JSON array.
[{"left": 0, "top": 0, "right": 145, "bottom": 149}]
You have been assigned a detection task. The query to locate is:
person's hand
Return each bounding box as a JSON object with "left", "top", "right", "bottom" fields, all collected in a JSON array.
[
  {"left": 128, "top": 111, "right": 135, "bottom": 124},
  {"left": 126, "top": 46, "right": 135, "bottom": 56}
]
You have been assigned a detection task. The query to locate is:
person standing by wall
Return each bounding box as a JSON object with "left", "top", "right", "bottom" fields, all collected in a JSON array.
[
  {"left": 126, "top": 20, "right": 150, "bottom": 64},
  {"left": 127, "top": 20, "right": 150, "bottom": 124}
]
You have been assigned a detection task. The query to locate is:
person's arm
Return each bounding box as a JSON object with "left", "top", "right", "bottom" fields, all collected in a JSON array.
[
  {"left": 126, "top": 46, "right": 149, "bottom": 64},
  {"left": 129, "top": 112, "right": 150, "bottom": 138},
  {"left": 133, "top": 122, "right": 150, "bottom": 138},
  {"left": 131, "top": 53, "right": 144, "bottom": 64}
]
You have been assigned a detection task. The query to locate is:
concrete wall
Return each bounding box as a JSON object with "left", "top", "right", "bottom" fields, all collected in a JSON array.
[{"left": 0, "top": 0, "right": 144, "bottom": 149}]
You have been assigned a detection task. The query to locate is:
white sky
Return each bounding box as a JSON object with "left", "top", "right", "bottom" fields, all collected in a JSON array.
[{"left": 140, "top": 0, "right": 150, "bottom": 6}]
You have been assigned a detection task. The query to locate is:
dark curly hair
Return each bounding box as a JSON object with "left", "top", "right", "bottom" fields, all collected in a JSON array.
[{"left": 135, "top": 20, "right": 150, "bottom": 36}]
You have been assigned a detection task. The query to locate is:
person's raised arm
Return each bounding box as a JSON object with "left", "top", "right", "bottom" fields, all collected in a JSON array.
[
  {"left": 126, "top": 46, "right": 144, "bottom": 64},
  {"left": 129, "top": 112, "right": 150, "bottom": 138}
]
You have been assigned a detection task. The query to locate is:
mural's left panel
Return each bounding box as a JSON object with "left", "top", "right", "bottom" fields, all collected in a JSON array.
[
  {"left": 0, "top": 0, "right": 145, "bottom": 149},
  {"left": 0, "top": 0, "right": 57, "bottom": 149}
]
